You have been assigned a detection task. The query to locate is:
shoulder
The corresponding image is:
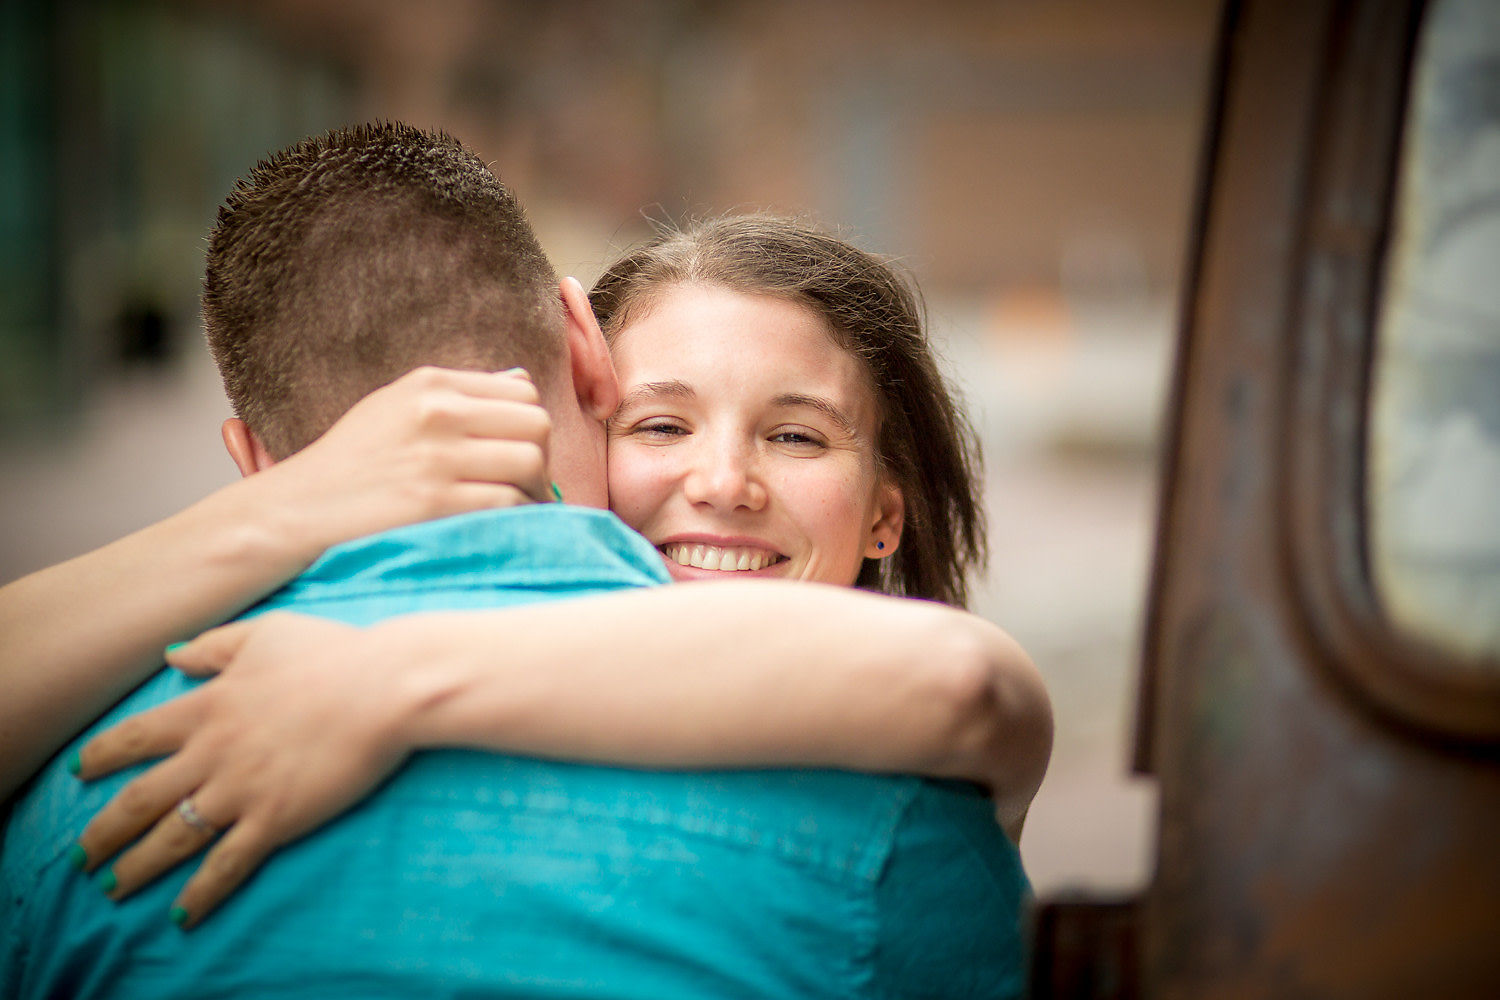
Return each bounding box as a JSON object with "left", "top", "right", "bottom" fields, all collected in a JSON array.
[{"left": 2, "top": 666, "right": 194, "bottom": 883}]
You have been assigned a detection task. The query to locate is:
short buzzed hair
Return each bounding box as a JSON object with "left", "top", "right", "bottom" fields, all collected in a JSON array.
[{"left": 204, "top": 122, "right": 563, "bottom": 458}]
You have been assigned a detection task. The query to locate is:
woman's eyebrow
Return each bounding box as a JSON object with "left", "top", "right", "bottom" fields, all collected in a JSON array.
[
  {"left": 774, "top": 393, "right": 858, "bottom": 436},
  {"left": 614, "top": 380, "right": 695, "bottom": 417}
]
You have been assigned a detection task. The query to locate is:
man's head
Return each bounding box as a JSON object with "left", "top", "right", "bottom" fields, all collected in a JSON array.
[{"left": 204, "top": 122, "right": 616, "bottom": 504}]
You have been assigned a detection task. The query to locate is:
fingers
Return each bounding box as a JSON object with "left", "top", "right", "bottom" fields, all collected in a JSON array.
[
  {"left": 169, "top": 817, "right": 276, "bottom": 929},
  {"left": 76, "top": 751, "right": 204, "bottom": 874},
  {"left": 165, "top": 619, "right": 257, "bottom": 677},
  {"left": 298, "top": 365, "right": 553, "bottom": 530},
  {"left": 452, "top": 438, "right": 551, "bottom": 504},
  {"left": 403, "top": 393, "right": 552, "bottom": 504},
  {"left": 391, "top": 365, "right": 540, "bottom": 404},
  {"left": 457, "top": 397, "right": 551, "bottom": 458},
  {"left": 76, "top": 695, "right": 200, "bottom": 780},
  {"left": 101, "top": 782, "right": 232, "bottom": 902},
  {"left": 84, "top": 772, "right": 280, "bottom": 930},
  {"left": 434, "top": 483, "right": 536, "bottom": 516},
  {"left": 416, "top": 396, "right": 550, "bottom": 454}
]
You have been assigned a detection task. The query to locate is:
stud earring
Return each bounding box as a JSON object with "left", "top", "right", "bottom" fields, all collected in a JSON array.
[{"left": 876, "top": 541, "right": 885, "bottom": 551}]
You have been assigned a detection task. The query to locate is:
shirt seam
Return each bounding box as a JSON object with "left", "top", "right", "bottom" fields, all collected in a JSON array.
[
  {"left": 858, "top": 785, "right": 927, "bottom": 1000},
  {"left": 1, "top": 869, "right": 32, "bottom": 993}
]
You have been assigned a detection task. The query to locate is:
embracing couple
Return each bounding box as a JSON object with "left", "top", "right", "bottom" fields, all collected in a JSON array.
[{"left": 0, "top": 122, "right": 1052, "bottom": 998}]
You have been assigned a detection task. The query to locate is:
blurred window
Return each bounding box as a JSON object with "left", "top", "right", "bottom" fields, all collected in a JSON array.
[
  {"left": 1369, "top": 0, "right": 1500, "bottom": 662},
  {"left": 0, "top": 4, "right": 351, "bottom": 435}
]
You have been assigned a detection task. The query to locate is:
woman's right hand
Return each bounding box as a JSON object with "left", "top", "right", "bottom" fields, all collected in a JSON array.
[
  {"left": 73, "top": 613, "right": 423, "bottom": 929},
  {"left": 252, "top": 365, "right": 554, "bottom": 556}
]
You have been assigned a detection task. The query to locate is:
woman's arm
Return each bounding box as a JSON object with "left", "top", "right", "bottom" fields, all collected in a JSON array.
[
  {"left": 392, "top": 583, "right": 1052, "bottom": 829},
  {"left": 0, "top": 475, "right": 312, "bottom": 801},
  {"left": 74, "top": 584, "right": 1050, "bottom": 926},
  {"left": 0, "top": 366, "right": 548, "bottom": 800}
]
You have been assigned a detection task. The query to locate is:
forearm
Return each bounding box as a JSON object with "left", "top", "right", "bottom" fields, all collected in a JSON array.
[
  {"left": 65, "top": 583, "right": 1046, "bottom": 918},
  {"left": 385, "top": 582, "right": 1051, "bottom": 798},
  {"left": 0, "top": 473, "right": 320, "bottom": 799},
  {"left": 1, "top": 367, "right": 554, "bottom": 801}
]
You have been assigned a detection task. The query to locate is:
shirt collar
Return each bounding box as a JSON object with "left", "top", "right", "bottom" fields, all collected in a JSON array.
[{"left": 269, "top": 506, "right": 670, "bottom": 605}]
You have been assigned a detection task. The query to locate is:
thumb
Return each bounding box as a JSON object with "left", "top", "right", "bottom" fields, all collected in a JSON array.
[{"left": 166, "top": 619, "right": 258, "bottom": 677}]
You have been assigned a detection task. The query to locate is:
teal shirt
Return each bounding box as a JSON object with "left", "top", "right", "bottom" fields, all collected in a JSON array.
[{"left": 2, "top": 506, "right": 1028, "bottom": 998}]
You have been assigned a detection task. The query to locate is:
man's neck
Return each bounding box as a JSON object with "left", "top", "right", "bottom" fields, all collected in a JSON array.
[{"left": 541, "top": 396, "right": 610, "bottom": 509}]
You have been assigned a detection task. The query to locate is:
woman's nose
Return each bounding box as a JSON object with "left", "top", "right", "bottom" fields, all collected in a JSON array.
[{"left": 682, "top": 440, "right": 767, "bottom": 511}]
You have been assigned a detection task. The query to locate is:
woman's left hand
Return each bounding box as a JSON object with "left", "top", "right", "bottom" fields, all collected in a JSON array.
[{"left": 73, "top": 613, "right": 414, "bottom": 929}]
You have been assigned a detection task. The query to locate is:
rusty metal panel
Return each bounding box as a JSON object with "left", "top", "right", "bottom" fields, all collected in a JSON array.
[
  {"left": 1138, "top": 0, "right": 1500, "bottom": 995},
  {"left": 1029, "top": 896, "right": 1142, "bottom": 1000}
]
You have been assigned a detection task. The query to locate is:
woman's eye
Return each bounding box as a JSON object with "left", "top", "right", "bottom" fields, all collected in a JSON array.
[
  {"left": 637, "top": 421, "right": 688, "bottom": 438},
  {"left": 771, "top": 429, "right": 824, "bottom": 447}
]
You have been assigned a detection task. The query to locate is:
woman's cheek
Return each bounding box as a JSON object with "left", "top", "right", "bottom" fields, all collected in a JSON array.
[
  {"left": 787, "top": 462, "right": 876, "bottom": 542},
  {"left": 606, "top": 442, "right": 670, "bottom": 528}
]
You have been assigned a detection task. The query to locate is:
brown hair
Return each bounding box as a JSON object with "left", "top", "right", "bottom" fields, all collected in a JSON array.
[
  {"left": 589, "top": 214, "right": 987, "bottom": 608},
  {"left": 203, "top": 121, "right": 562, "bottom": 458}
]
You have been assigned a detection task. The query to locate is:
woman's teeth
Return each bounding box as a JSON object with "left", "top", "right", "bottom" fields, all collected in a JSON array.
[{"left": 661, "top": 543, "right": 780, "bottom": 572}]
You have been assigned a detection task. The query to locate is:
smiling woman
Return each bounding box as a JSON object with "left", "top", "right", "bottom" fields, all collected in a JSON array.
[
  {"left": 591, "top": 213, "right": 987, "bottom": 607},
  {"left": 607, "top": 284, "right": 903, "bottom": 587}
]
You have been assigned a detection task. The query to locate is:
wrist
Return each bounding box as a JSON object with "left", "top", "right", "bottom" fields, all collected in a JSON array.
[
  {"left": 369, "top": 617, "right": 475, "bottom": 754},
  {"left": 154, "top": 479, "right": 318, "bottom": 607},
  {"left": 216, "top": 462, "right": 335, "bottom": 573}
]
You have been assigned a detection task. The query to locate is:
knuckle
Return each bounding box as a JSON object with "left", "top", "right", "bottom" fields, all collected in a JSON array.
[
  {"left": 527, "top": 408, "right": 552, "bottom": 443},
  {"left": 521, "top": 442, "right": 548, "bottom": 476},
  {"left": 106, "top": 720, "right": 142, "bottom": 758},
  {"left": 414, "top": 396, "right": 452, "bottom": 430},
  {"left": 128, "top": 714, "right": 160, "bottom": 746},
  {"left": 390, "top": 367, "right": 434, "bottom": 399},
  {"left": 114, "top": 779, "right": 154, "bottom": 818},
  {"left": 162, "top": 819, "right": 202, "bottom": 852},
  {"left": 205, "top": 847, "right": 246, "bottom": 884}
]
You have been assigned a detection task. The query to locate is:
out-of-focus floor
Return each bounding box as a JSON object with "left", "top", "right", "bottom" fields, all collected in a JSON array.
[
  {"left": 0, "top": 297, "right": 1170, "bottom": 898},
  {"left": 979, "top": 454, "right": 1159, "bottom": 894},
  {"left": 940, "top": 298, "right": 1168, "bottom": 896}
]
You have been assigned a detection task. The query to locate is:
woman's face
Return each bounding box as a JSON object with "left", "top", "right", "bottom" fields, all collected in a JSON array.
[{"left": 606, "top": 283, "right": 902, "bottom": 586}]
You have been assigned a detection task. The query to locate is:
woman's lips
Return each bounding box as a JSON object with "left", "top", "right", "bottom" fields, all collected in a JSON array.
[{"left": 658, "top": 541, "right": 787, "bottom": 576}]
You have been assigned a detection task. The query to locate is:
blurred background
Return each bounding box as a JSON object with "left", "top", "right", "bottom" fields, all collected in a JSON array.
[{"left": 0, "top": 0, "right": 1220, "bottom": 896}]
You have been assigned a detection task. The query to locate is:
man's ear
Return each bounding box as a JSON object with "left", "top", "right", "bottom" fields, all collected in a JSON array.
[
  {"left": 221, "top": 418, "right": 277, "bottom": 477},
  {"left": 865, "top": 481, "right": 905, "bottom": 560},
  {"left": 559, "top": 276, "right": 619, "bottom": 421}
]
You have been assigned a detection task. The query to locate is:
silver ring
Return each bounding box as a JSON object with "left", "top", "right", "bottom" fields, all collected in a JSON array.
[{"left": 176, "top": 797, "right": 217, "bottom": 835}]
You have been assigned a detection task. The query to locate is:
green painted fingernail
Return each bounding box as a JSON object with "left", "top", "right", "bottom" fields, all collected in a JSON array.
[
  {"left": 68, "top": 843, "right": 88, "bottom": 870},
  {"left": 169, "top": 905, "right": 189, "bottom": 927},
  {"left": 550, "top": 481, "right": 564, "bottom": 503},
  {"left": 98, "top": 868, "right": 117, "bottom": 893},
  {"left": 164, "top": 641, "right": 188, "bottom": 658},
  {"left": 66, "top": 749, "right": 82, "bottom": 776}
]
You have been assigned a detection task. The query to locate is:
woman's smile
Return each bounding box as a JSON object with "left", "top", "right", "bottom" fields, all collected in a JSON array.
[
  {"left": 606, "top": 283, "right": 903, "bottom": 588},
  {"left": 658, "top": 540, "right": 787, "bottom": 575}
]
